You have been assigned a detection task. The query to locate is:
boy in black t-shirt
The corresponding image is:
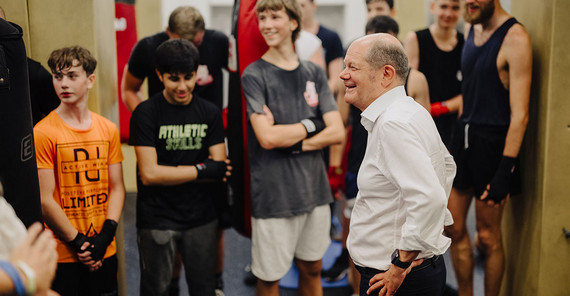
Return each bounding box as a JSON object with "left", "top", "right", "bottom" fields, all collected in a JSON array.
[{"left": 128, "top": 39, "right": 231, "bottom": 296}]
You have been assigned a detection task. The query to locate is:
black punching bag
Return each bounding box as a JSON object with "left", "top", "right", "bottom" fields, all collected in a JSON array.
[{"left": 0, "top": 19, "right": 42, "bottom": 227}]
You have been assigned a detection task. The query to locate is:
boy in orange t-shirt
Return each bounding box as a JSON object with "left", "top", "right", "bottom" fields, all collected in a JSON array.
[{"left": 34, "top": 46, "right": 125, "bottom": 296}]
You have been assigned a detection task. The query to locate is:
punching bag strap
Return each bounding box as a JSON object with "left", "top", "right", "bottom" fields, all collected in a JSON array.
[
  {"left": 0, "top": 20, "right": 24, "bottom": 92},
  {"left": 0, "top": 45, "right": 9, "bottom": 91}
]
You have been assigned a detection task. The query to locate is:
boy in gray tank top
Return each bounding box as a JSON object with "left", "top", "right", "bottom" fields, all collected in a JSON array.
[{"left": 240, "top": 0, "right": 344, "bottom": 294}]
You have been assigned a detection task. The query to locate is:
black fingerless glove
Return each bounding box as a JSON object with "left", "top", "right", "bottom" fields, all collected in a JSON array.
[
  {"left": 196, "top": 159, "right": 228, "bottom": 179},
  {"left": 276, "top": 141, "right": 303, "bottom": 155},
  {"left": 67, "top": 232, "right": 89, "bottom": 253},
  {"left": 486, "top": 156, "right": 517, "bottom": 204},
  {"left": 87, "top": 219, "right": 118, "bottom": 261},
  {"left": 300, "top": 117, "right": 325, "bottom": 138}
]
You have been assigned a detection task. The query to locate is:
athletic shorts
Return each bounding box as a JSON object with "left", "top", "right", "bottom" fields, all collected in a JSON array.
[
  {"left": 451, "top": 123, "right": 521, "bottom": 197},
  {"left": 251, "top": 204, "right": 331, "bottom": 281}
]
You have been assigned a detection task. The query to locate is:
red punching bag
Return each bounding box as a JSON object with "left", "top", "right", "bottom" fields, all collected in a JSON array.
[
  {"left": 227, "top": 0, "right": 267, "bottom": 237},
  {"left": 115, "top": 0, "right": 138, "bottom": 142}
]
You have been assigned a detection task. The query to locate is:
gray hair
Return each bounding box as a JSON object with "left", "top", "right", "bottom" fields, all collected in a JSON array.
[{"left": 365, "top": 39, "right": 409, "bottom": 83}]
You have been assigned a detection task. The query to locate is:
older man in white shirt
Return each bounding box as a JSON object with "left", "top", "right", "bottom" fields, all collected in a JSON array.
[{"left": 340, "top": 33, "right": 456, "bottom": 296}]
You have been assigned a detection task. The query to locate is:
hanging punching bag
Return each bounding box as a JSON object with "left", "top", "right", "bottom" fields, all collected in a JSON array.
[
  {"left": 0, "top": 19, "right": 43, "bottom": 227},
  {"left": 227, "top": 0, "right": 268, "bottom": 238}
]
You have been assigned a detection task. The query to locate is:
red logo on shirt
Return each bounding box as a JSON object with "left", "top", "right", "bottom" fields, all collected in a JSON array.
[{"left": 304, "top": 81, "right": 319, "bottom": 107}]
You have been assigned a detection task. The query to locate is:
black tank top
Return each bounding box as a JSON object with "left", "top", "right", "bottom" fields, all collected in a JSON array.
[
  {"left": 416, "top": 28, "right": 464, "bottom": 147},
  {"left": 416, "top": 28, "right": 464, "bottom": 104},
  {"left": 461, "top": 18, "right": 518, "bottom": 127}
]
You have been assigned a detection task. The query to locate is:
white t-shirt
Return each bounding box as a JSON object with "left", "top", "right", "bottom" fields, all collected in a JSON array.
[{"left": 295, "top": 30, "right": 322, "bottom": 61}]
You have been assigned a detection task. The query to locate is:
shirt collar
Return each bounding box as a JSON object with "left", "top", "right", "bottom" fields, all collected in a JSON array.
[{"left": 360, "top": 86, "right": 406, "bottom": 132}]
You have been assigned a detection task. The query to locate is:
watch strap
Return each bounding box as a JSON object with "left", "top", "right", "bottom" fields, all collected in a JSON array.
[{"left": 391, "top": 249, "right": 412, "bottom": 269}]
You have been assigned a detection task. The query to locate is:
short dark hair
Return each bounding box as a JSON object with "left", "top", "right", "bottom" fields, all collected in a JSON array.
[
  {"left": 366, "top": 15, "right": 399, "bottom": 35},
  {"left": 365, "top": 38, "right": 408, "bottom": 83},
  {"left": 155, "top": 39, "right": 200, "bottom": 75},
  {"left": 48, "top": 46, "right": 97, "bottom": 76},
  {"left": 168, "top": 6, "right": 205, "bottom": 41},
  {"left": 256, "top": 0, "right": 302, "bottom": 42},
  {"left": 366, "top": 0, "right": 394, "bottom": 9}
]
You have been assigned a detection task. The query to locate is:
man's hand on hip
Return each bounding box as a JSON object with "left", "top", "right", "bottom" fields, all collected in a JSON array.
[{"left": 367, "top": 259, "right": 423, "bottom": 296}]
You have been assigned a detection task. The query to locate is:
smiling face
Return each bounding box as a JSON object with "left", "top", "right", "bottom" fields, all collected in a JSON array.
[
  {"left": 257, "top": 8, "right": 298, "bottom": 48},
  {"left": 158, "top": 72, "right": 197, "bottom": 106},
  {"left": 52, "top": 60, "right": 94, "bottom": 105},
  {"left": 431, "top": 0, "right": 461, "bottom": 29},
  {"left": 339, "top": 40, "right": 383, "bottom": 110},
  {"left": 367, "top": 0, "right": 394, "bottom": 19},
  {"left": 464, "top": 0, "right": 495, "bottom": 24}
]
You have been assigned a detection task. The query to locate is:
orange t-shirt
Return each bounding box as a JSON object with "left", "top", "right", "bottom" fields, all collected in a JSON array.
[{"left": 34, "top": 111, "right": 123, "bottom": 263}]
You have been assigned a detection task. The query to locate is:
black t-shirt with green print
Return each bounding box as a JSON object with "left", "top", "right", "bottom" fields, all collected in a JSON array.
[{"left": 129, "top": 92, "right": 224, "bottom": 230}]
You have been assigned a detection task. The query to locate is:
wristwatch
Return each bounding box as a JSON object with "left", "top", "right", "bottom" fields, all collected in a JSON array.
[{"left": 391, "top": 249, "right": 412, "bottom": 269}]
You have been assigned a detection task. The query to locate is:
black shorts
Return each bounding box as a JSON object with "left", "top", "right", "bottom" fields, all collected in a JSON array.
[
  {"left": 451, "top": 123, "right": 521, "bottom": 198},
  {"left": 52, "top": 255, "right": 118, "bottom": 296}
]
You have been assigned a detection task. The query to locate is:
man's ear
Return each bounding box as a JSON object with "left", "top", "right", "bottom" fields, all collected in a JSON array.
[
  {"left": 155, "top": 69, "right": 163, "bottom": 82},
  {"left": 166, "top": 27, "right": 179, "bottom": 39},
  {"left": 381, "top": 65, "right": 396, "bottom": 86}
]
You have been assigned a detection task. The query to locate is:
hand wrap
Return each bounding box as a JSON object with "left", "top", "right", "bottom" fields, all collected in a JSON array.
[
  {"left": 276, "top": 141, "right": 303, "bottom": 155},
  {"left": 327, "top": 166, "right": 345, "bottom": 196},
  {"left": 196, "top": 159, "right": 228, "bottom": 179},
  {"left": 67, "top": 232, "right": 89, "bottom": 253},
  {"left": 486, "top": 156, "right": 517, "bottom": 204},
  {"left": 87, "top": 219, "right": 117, "bottom": 261},
  {"left": 300, "top": 117, "right": 325, "bottom": 138},
  {"left": 430, "top": 101, "right": 450, "bottom": 117}
]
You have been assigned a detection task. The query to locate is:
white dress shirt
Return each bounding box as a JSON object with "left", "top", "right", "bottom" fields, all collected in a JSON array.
[{"left": 347, "top": 86, "right": 456, "bottom": 271}]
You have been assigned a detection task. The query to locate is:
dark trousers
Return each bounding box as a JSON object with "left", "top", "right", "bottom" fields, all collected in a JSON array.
[
  {"left": 52, "top": 255, "right": 118, "bottom": 296},
  {"left": 357, "top": 256, "right": 446, "bottom": 296},
  {"left": 137, "top": 220, "right": 218, "bottom": 296}
]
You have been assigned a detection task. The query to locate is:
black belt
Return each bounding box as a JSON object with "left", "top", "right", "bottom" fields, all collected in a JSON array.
[
  {"left": 356, "top": 255, "right": 440, "bottom": 275},
  {"left": 411, "top": 255, "right": 440, "bottom": 272}
]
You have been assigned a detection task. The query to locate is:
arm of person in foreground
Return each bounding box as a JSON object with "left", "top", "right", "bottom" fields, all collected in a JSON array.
[
  {"left": 38, "top": 169, "right": 101, "bottom": 271},
  {"left": 135, "top": 143, "right": 230, "bottom": 187},
  {"left": 480, "top": 24, "right": 532, "bottom": 206},
  {"left": 79, "top": 162, "right": 126, "bottom": 265},
  {"left": 0, "top": 223, "right": 58, "bottom": 296},
  {"left": 302, "top": 110, "right": 344, "bottom": 151},
  {"left": 249, "top": 108, "right": 310, "bottom": 150}
]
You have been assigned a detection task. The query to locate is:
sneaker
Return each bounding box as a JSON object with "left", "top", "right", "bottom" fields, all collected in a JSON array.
[
  {"left": 215, "top": 273, "right": 224, "bottom": 290},
  {"left": 243, "top": 264, "right": 257, "bottom": 286},
  {"left": 322, "top": 248, "right": 349, "bottom": 282},
  {"left": 215, "top": 289, "right": 225, "bottom": 296},
  {"left": 168, "top": 277, "right": 180, "bottom": 296}
]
